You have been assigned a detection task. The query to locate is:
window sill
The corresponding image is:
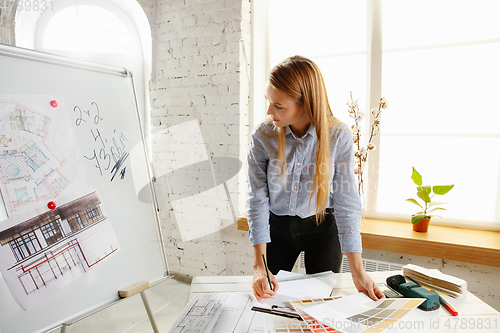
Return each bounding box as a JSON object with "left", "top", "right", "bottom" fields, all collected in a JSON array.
[{"left": 236, "top": 214, "right": 500, "bottom": 268}]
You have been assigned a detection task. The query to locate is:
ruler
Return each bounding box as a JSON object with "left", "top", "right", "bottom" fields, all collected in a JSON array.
[{"left": 276, "top": 271, "right": 335, "bottom": 283}]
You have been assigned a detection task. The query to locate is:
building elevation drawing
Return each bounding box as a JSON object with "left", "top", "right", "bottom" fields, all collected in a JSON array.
[
  {"left": 0, "top": 96, "right": 85, "bottom": 218},
  {"left": 0, "top": 191, "right": 120, "bottom": 310}
]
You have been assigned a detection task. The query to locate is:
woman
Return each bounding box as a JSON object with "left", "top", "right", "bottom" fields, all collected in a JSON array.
[{"left": 246, "top": 55, "right": 384, "bottom": 302}]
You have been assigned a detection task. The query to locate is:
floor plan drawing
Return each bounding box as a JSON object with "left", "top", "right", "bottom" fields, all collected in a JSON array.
[{"left": 0, "top": 96, "right": 85, "bottom": 218}]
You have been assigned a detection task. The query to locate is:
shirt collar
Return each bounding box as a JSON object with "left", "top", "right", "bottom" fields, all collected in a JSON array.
[{"left": 285, "top": 123, "right": 316, "bottom": 140}]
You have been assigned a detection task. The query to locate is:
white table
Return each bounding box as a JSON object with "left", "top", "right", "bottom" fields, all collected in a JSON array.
[{"left": 189, "top": 271, "right": 500, "bottom": 333}]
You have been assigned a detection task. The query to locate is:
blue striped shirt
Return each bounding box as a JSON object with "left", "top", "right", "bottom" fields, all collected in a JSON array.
[{"left": 245, "top": 121, "right": 362, "bottom": 253}]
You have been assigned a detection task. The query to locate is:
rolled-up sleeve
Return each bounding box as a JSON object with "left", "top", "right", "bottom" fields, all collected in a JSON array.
[
  {"left": 331, "top": 126, "right": 363, "bottom": 253},
  {"left": 246, "top": 133, "right": 271, "bottom": 246}
]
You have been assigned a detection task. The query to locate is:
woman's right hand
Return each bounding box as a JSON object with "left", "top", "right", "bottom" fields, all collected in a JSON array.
[{"left": 252, "top": 266, "right": 278, "bottom": 302}]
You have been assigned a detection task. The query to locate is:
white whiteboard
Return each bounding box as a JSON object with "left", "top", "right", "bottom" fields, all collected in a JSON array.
[{"left": 0, "top": 45, "right": 167, "bottom": 333}]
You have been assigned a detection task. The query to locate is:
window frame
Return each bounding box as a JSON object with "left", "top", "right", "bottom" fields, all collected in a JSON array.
[
  {"left": 256, "top": 0, "right": 500, "bottom": 230},
  {"left": 87, "top": 206, "right": 97, "bottom": 219},
  {"left": 67, "top": 213, "right": 85, "bottom": 232},
  {"left": 32, "top": 0, "right": 151, "bottom": 138},
  {"left": 9, "top": 231, "right": 42, "bottom": 261},
  {"left": 40, "top": 219, "right": 65, "bottom": 246}
]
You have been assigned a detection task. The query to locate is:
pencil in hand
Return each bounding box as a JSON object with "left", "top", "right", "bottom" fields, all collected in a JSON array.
[{"left": 262, "top": 254, "right": 273, "bottom": 291}]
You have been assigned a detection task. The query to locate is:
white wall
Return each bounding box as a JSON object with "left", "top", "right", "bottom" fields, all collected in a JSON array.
[{"left": 147, "top": 0, "right": 253, "bottom": 279}]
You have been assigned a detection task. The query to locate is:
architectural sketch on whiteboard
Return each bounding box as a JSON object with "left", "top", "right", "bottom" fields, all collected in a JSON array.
[
  {"left": 0, "top": 191, "right": 120, "bottom": 310},
  {"left": 0, "top": 96, "right": 86, "bottom": 218}
]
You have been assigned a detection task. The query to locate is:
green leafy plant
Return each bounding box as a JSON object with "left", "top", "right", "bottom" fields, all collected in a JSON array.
[{"left": 406, "top": 167, "right": 454, "bottom": 224}]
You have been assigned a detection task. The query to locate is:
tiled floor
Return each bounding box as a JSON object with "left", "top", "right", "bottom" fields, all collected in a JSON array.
[{"left": 52, "top": 278, "right": 191, "bottom": 333}]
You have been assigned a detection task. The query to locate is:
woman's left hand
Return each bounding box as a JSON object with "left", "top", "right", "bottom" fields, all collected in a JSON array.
[
  {"left": 346, "top": 252, "right": 385, "bottom": 301},
  {"left": 352, "top": 270, "right": 385, "bottom": 301}
]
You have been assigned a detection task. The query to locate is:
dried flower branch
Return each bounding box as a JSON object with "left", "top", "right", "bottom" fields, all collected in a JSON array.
[{"left": 347, "top": 93, "right": 388, "bottom": 195}]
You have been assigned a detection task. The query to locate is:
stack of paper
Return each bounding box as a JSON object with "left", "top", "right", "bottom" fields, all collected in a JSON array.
[
  {"left": 403, "top": 264, "right": 467, "bottom": 297},
  {"left": 276, "top": 270, "right": 337, "bottom": 299}
]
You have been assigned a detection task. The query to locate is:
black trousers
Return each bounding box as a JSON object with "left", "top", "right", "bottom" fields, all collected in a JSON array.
[{"left": 266, "top": 208, "right": 342, "bottom": 275}]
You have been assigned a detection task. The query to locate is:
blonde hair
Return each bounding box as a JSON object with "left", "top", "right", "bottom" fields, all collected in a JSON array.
[{"left": 265, "top": 55, "right": 337, "bottom": 224}]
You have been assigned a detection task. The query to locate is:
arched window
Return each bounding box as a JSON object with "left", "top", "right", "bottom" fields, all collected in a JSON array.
[
  {"left": 41, "top": 5, "right": 135, "bottom": 54},
  {"left": 32, "top": 1, "right": 150, "bottom": 134}
]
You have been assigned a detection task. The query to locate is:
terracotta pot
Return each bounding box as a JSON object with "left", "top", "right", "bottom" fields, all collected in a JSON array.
[{"left": 412, "top": 217, "right": 431, "bottom": 232}]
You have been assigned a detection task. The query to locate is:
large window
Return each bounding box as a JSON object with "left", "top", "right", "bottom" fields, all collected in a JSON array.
[
  {"left": 67, "top": 214, "right": 84, "bottom": 232},
  {"left": 377, "top": 0, "right": 500, "bottom": 226},
  {"left": 268, "top": 1, "right": 368, "bottom": 120},
  {"left": 87, "top": 206, "right": 97, "bottom": 219},
  {"left": 34, "top": 2, "right": 149, "bottom": 134},
  {"left": 41, "top": 5, "right": 134, "bottom": 54},
  {"left": 263, "top": 0, "right": 500, "bottom": 229},
  {"left": 10, "top": 232, "right": 42, "bottom": 261},
  {"left": 40, "top": 219, "right": 64, "bottom": 246}
]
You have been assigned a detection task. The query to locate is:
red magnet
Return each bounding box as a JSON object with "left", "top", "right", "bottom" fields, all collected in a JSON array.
[
  {"left": 50, "top": 100, "right": 58, "bottom": 108},
  {"left": 47, "top": 201, "right": 56, "bottom": 210}
]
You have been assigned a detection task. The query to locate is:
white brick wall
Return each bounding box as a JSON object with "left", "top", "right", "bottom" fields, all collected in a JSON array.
[
  {"left": 149, "top": 0, "right": 253, "bottom": 279},
  {"left": 0, "top": 6, "right": 16, "bottom": 45}
]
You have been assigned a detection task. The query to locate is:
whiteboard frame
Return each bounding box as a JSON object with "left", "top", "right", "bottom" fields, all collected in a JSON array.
[
  {"left": 127, "top": 69, "right": 169, "bottom": 276},
  {"left": 0, "top": 43, "right": 128, "bottom": 76},
  {"left": 0, "top": 43, "right": 169, "bottom": 333}
]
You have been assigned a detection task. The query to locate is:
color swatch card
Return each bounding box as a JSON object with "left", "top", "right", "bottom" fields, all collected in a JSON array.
[
  {"left": 302, "top": 293, "right": 424, "bottom": 333},
  {"left": 290, "top": 297, "right": 343, "bottom": 333}
]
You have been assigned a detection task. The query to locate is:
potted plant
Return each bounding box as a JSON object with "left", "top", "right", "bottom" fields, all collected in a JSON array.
[{"left": 405, "top": 167, "right": 454, "bottom": 232}]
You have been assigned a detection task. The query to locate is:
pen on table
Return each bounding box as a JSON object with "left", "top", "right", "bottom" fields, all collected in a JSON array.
[
  {"left": 262, "top": 254, "right": 273, "bottom": 291},
  {"left": 431, "top": 290, "right": 458, "bottom": 316}
]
